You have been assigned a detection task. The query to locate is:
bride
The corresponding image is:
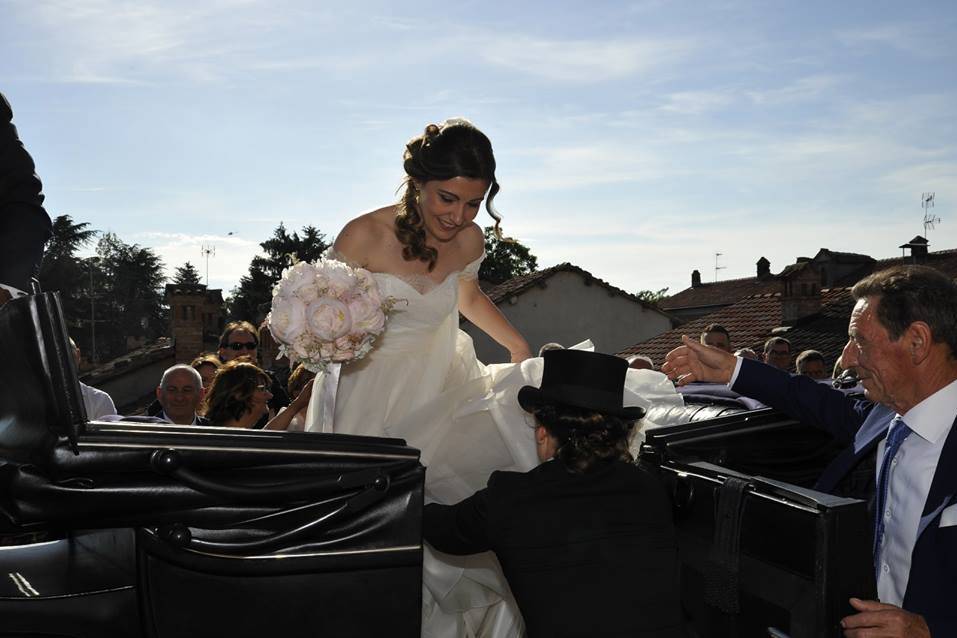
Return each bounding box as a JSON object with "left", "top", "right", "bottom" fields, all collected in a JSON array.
[{"left": 304, "top": 118, "right": 682, "bottom": 637}]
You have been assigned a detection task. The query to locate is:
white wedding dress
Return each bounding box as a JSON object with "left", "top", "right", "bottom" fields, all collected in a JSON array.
[{"left": 304, "top": 249, "right": 684, "bottom": 637}]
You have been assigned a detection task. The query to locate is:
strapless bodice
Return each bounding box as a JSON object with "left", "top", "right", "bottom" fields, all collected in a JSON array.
[{"left": 325, "top": 248, "right": 484, "bottom": 355}]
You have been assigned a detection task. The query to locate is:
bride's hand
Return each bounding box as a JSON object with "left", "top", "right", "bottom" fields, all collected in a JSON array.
[{"left": 510, "top": 348, "right": 533, "bottom": 363}]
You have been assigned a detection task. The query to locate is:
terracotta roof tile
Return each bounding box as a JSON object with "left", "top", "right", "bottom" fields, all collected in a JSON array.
[
  {"left": 619, "top": 288, "right": 854, "bottom": 369},
  {"left": 482, "top": 262, "right": 671, "bottom": 316},
  {"left": 660, "top": 275, "right": 779, "bottom": 311}
]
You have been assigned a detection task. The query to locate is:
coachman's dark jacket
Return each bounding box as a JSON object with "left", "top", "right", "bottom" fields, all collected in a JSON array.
[{"left": 425, "top": 459, "right": 684, "bottom": 638}]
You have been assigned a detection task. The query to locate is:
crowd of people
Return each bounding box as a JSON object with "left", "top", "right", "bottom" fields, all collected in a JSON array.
[
  {"left": 68, "top": 318, "right": 317, "bottom": 431},
  {"left": 3, "top": 89, "right": 955, "bottom": 637}
]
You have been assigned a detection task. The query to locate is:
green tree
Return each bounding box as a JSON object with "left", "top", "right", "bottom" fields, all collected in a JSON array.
[
  {"left": 95, "top": 233, "right": 167, "bottom": 361},
  {"left": 173, "top": 261, "right": 202, "bottom": 285},
  {"left": 228, "top": 224, "right": 330, "bottom": 322},
  {"left": 479, "top": 226, "right": 538, "bottom": 285},
  {"left": 39, "top": 215, "right": 98, "bottom": 342},
  {"left": 635, "top": 287, "right": 669, "bottom": 307}
]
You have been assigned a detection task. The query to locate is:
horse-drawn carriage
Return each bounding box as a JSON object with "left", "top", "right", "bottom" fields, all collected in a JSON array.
[{"left": 0, "top": 293, "right": 873, "bottom": 637}]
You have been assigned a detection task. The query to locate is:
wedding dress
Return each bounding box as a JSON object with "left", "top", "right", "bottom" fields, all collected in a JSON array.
[{"left": 303, "top": 249, "right": 684, "bottom": 637}]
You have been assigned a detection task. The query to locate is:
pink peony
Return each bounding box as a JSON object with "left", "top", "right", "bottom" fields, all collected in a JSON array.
[
  {"left": 267, "top": 296, "right": 307, "bottom": 343},
  {"left": 332, "top": 336, "right": 356, "bottom": 362},
  {"left": 348, "top": 295, "right": 386, "bottom": 334},
  {"left": 324, "top": 262, "right": 358, "bottom": 297},
  {"left": 306, "top": 298, "right": 352, "bottom": 341},
  {"left": 275, "top": 262, "right": 317, "bottom": 299}
]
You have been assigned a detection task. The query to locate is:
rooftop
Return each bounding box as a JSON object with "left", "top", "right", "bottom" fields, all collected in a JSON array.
[
  {"left": 482, "top": 262, "right": 671, "bottom": 316},
  {"left": 619, "top": 287, "right": 853, "bottom": 369},
  {"left": 661, "top": 274, "right": 779, "bottom": 312}
]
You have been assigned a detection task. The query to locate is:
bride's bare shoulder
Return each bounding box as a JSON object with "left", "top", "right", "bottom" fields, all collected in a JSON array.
[
  {"left": 334, "top": 207, "right": 397, "bottom": 263},
  {"left": 455, "top": 222, "right": 486, "bottom": 262}
]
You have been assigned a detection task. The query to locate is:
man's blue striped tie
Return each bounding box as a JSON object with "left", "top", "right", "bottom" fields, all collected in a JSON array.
[{"left": 873, "top": 417, "right": 912, "bottom": 575}]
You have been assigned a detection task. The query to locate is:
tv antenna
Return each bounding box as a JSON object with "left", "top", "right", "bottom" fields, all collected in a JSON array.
[
  {"left": 714, "top": 252, "right": 726, "bottom": 283},
  {"left": 922, "top": 192, "right": 940, "bottom": 237},
  {"left": 200, "top": 243, "right": 216, "bottom": 287}
]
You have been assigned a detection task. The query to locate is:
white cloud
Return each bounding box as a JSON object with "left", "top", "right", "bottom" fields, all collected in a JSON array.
[
  {"left": 880, "top": 162, "right": 957, "bottom": 202},
  {"left": 836, "top": 23, "right": 948, "bottom": 58},
  {"left": 480, "top": 36, "right": 695, "bottom": 84},
  {"left": 658, "top": 90, "right": 736, "bottom": 115},
  {"left": 506, "top": 143, "right": 677, "bottom": 191},
  {"left": 134, "top": 232, "right": 260, "bottom": 293},
  {"left": 21, "top": 0, "right": 271, "bottom": 84},
  {"left": 746, "top": 75, "right": 843, "bottom": 106}
]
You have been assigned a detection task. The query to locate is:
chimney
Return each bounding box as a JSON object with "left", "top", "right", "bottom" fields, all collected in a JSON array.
[
  {"left": 691, "top": 269, "right": 702, "bottom": 288},
  {"left": 899, "top": 236, "right": 929, "bottom": 262},
  {"left": 781, "top": 265, "right": 822, "bottom": 325},
  {"left": 756, "top": 257, "right": 771, "bottom": 279}
]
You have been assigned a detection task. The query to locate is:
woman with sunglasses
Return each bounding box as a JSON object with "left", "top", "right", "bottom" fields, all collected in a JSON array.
[
  {"left": 203, "top": 360, "right": 311, "bottom": 430},
  {"left": 217, "top": 321, "right": 290, "bottom": 425}
]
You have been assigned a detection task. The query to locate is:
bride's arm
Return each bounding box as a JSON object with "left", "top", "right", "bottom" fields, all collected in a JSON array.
[
  {"left": 459, "top": 278, "right": 532, "bottom": 363},
  {"left": 264, "top": 381, "right": 313, "bottom": 430}
]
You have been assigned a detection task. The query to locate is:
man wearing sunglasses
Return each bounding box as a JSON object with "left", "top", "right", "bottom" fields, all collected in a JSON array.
[
  {"left": 218, "top": 321, "right": 290, "bottom": 427},
  {"left": 218, "top": 321, "right": 261, "bottom": 363}
]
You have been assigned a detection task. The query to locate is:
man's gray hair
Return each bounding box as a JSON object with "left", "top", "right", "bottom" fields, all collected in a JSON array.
[{"left": 160, "top": 364, "right": 203, "bottom": 389}]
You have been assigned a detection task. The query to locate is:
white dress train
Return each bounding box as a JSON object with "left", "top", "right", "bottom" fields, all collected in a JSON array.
[{"left": 303, "top": 250, "right": 684, "bottom": 637}]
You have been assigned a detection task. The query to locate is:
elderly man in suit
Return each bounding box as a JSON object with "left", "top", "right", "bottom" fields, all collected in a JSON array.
[
  {"left": 663, "top": 265, "right": 957, "bottom": 637},
  {"left": 0, "top": 91, "right": 52, "bottom": 304},
  {"left": 156, "top": 364, "right": 209, "bottom": 425}
]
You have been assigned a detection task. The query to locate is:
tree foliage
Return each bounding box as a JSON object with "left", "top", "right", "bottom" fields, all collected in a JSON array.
[
  {"left": 39, "top": 215, "right": 98, "bottom": 344},
  {"left": 635, "top": 287, "right": 670, "bottom": 307},
  {"left": 478, "top": 226, "right": 538, "bottom": 285},
  {"left": 94, "top": 233, "right": 167, "bottom": 361},
  {"left": 228, "top": 224, "right": 330, "bottom": 323},
  {"left": 173, "top": 261, "right": 202, "bottom": 285}
]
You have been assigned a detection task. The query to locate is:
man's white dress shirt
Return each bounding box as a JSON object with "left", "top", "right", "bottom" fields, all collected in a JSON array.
[
  {"left": 80, "top": 382, "right": 117, "bottom": 420},
  {"left": 876, "top": 379, "right": 956, "bottom": 604}
]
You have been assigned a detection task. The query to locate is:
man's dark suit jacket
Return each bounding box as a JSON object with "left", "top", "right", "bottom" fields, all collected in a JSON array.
[
  {"left": 0, "top": 92, "right": 52, "bottom": 292},
  {"left": 733, "top": 358, "right": 957, "bottom": 635},
  {"left": 424, "top": 459, "right": 684, "bottom": 638}
]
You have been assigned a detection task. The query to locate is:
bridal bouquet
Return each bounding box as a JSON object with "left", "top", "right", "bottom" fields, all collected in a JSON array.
[{"left": 266, "top": 258, "right": 394, "bottom": 373}]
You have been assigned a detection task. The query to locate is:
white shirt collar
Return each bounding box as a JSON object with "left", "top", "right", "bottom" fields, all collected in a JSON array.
[
  {"left": 899, "top": 378, "right": 957, "bottom": 444},
  {"left": 160, "top": 411, "right": 200, "bottom": 426}
]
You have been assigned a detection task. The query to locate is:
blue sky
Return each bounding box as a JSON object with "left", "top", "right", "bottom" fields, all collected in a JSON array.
[{"left": 3, "top": 0, "right": 955, "bottom": 298}]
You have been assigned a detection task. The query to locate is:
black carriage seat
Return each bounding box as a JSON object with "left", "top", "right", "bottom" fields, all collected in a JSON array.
[{"left": 0, "top": 293, "right": 424, "bottom": 638}]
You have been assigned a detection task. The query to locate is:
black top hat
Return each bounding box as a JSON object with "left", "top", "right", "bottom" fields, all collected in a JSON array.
[{"left": 518, "top": 350, "right": 645, "bottom": 420}]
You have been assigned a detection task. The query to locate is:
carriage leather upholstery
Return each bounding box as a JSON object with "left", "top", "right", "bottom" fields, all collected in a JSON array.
[{"left": 0, "top": 293, "right": 425, "bottom": 637}]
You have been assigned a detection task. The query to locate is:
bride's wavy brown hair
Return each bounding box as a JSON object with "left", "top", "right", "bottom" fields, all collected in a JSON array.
[{"left": 396, "top": 119, "right": 502, "bottom": 272}]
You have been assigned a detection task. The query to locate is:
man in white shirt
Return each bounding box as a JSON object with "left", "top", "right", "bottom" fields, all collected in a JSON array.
[
  {"left": 663, "top": 265, "right": 957, "bottom": 637},
  {"left": 155, "top": 364, "right": 207, "bottom": 425},
  {"left": 69, "top": 338, "right": 117, "bottom": 420}
]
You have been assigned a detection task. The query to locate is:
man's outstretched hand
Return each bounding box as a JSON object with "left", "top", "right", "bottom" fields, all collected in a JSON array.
[
  {"left": 841, "top": 598, "right": 930, "bottom": 637},
  {"left": 661, "top": 335, "right": 738, "bottom": 386},
  {"left": 0, "top": 288, "right": 12, "bottom": 307}
]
